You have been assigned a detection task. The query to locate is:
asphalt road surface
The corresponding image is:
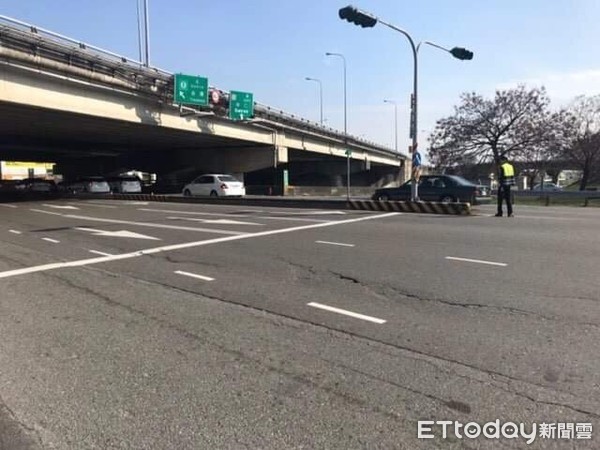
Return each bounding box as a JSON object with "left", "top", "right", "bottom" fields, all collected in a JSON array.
[{"left": 0, "top": 199, "right": 598, "bottom": 449}]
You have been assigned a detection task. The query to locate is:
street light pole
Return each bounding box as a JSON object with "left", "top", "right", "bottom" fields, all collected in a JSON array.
[
  {"left": 305, "top": 77, "right": 323, "bottom": 126},
  {"left": 326, "top": 52, "right": 350, "bottom": 200},
  {"left": 384, "top": 99, "right": 398, "bottom": 153}
]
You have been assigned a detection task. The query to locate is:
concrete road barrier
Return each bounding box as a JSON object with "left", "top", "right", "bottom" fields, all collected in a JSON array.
[{"left": 349, "top": 199, "right": 471, "bottom": 215}]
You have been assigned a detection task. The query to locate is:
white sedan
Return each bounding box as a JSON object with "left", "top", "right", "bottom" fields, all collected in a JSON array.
[{"left": 182, "top": 174, "right": 245, "bottom": 197}]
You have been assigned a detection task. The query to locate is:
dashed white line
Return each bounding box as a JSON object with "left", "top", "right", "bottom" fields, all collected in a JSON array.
[
  {"left": 307, "top": 302, "right": 386, "bottom": 324},
  {"left": 89, "top": 250, "right": 115, "bottom": 257},
  {"left": 445, "top": 256, "right": 507, "bottom": 267},
  {"left": 8, "top": 230, "right": 22, "bottom": 235},
  {"left": 0, "top": 204, "right": 17, "bottom": 208},
  {"left": 42, "top": 237, "right": 60, "bottom": 244},
  {"left": 315, "top": 240, "right": 355, "bottom": 247},
  {"left": 174, "top": 270, "right": 215, "bottom": 281},
  {"left": 0, "top": 212, "right": 399, "bottom": 279}
]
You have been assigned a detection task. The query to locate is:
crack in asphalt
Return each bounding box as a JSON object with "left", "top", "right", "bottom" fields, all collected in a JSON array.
[
  {"left": 319, "top": 267, "right": 600, "bottom": 330},
  {"left": 45, "top": 266, "right": 600, "bottom": 419},
  {"left": 45, "top": 271, "right": 410, "bottom": 425},
  {"left": 0, "top": 394, "right": 43, "bottom": 449}
]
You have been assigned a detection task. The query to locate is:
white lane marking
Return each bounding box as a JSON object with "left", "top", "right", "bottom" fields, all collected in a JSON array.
[
  {"left": 0, "top": 213, "right": 399, "bottom": 279},
  {"left": 140, "top": 208, "right": 329, "bottom": 222},
  {"left": 125, "top": 201, "right": 149, "bottom": 205},
  {"left": 0, "top": 204, "right": 17, "bottom": 208},
  {"left": 68, "top": 202, "right": 117, "bottom": 209},
  {"left": 30, "top": 209, "right": 62, "bottom": 216},
  {"left": 174, "top": 270, "right": 214, "bottom": 281},
  {"left": 307, "top": 302, "right": 386, "bottom": 324},
  {"left": 42, "top": 204, "right": 79, "bottom": 210},
  {"left": 445, "top": 256, "right": 507, "bottom": 267},
  {"left": 42, "top": 237, "right": 60, "bottom": 244},
  {"left": 167, "top": 216, "right": 263, "bottom": 226},
  {"left": 75, "top": 227, "right": 160, "bottom": 240},
  {"left": 30, "top": 210, "right": 247, "bottom": 236},
  {"left": 8, "top": 230, "right": 22, "bottom": 235},
  {"left": 315, "top": 240, "right": 355, "bottom": 247},
  {"left": 89, "top": 250, "right": 115, "bottom": 257}
]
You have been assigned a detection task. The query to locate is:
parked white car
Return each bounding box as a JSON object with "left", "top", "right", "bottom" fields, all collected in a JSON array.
[
  {"left": 182, "top": 174, "right": 245, "bottom": 197},
  {"left": 107, "top": 176, "right": 142, "bottom": 193}
]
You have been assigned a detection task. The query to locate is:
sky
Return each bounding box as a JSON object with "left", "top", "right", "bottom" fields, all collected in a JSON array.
[{"left": 3, "top": 0, "right": 600, "bottom": 154}]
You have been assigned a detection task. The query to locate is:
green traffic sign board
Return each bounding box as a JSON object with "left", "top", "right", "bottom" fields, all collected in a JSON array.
[
  {"left": 229, "top": 91, "right": 254, "bottom": 121},
  {"left": 345, "top": 149, "right": 352, "bottom": 156},
  {"left": 174, "top": 74, "right": 208, "bottom": 106}
]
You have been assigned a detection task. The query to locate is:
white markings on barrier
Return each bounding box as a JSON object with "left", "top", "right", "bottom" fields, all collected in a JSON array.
[
  {"left": 445, "top": 256, "right": 507, "bottom": 267},
  {"left": 0, "top": 212, "right": 399, "bottom": 279},
  {"left": 42, "top": 237, "right": 60, "bottom": 244},
  {"left": 307, "top": 302, "right": 386, "bottom": 324},
  {"left": 315, "top": 240, "right": 355, "bottom": 247},
  {"left": 174, "top": 270, "right": 214, "bottom": 281}
]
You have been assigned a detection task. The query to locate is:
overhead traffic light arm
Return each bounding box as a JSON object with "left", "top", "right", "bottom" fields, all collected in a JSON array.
[{"left": 338, "top": 5, "right": 377, "bottom": 28}]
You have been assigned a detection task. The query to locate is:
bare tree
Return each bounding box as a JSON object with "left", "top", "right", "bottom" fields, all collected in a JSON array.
[
  {"left": 560, "top": 95, "right": 600, "bottom": 190},
  {"left": 428, "top": 86, "right": 554, "bottom": 170}
]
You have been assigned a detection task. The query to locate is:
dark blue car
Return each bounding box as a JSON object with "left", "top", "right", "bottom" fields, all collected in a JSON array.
[{"left": 372, "top": 175, "right": 489, "bottom": 204}]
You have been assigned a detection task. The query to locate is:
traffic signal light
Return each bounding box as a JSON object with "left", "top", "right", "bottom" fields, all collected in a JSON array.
[
  {"left": 338, "top": 5, "right": 377, "bottom": 28},
  {"left": 449, "top": 47, "right": 474, "bottom": 60}
]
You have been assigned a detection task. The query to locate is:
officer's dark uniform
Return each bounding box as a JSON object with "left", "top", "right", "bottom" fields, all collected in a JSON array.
[{"left": 496, "top": 158, "right": 515, "bottom": 217}]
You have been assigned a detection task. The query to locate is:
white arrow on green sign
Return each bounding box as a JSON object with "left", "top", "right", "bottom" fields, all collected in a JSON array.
[
  {"left": 229, "top": 90, "right": 254, "bottom": 121},
  {"left": 174, "top": 74, "right": 208, "bottom": 106}
]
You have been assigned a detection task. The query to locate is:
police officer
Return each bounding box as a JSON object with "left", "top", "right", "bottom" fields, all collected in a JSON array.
[{"left": 496, "top": 155, "right": 515, "bottom": 217}]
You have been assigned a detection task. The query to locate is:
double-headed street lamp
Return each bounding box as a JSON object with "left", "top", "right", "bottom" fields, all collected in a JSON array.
[
  {"left": 304, "top": 77, "right": 324, "bottom": 126},
  {"left": 325, "top": 52, "right": 350, "bottom": 200},
  {"left": 383, "top": 99, "right": 398, "bottom": 153},
  {"left": 338, "top": 5, "right": 473, "bottom": 201}
]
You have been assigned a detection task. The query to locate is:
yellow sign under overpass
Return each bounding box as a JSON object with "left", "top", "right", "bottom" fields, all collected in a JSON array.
[{"left": 2, "top": 161, "right": 55, "bottom": 170}]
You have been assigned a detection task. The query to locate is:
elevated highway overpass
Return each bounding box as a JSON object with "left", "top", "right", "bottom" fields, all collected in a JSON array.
[{"left": 0, "top": 16, "right": 408, "bottom": 193}]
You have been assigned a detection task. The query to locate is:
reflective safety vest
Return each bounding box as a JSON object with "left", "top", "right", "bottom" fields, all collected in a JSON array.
[{"left": 500, "top": 162, "right": 516, "bottom": 186}]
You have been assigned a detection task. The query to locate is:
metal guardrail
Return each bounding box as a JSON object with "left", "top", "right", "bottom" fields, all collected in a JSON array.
[{"left": 0, "top": 14, "right": 404, "bottom": 161}]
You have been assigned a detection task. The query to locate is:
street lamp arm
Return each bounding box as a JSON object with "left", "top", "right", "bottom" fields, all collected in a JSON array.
[{"left": 422, "top": 40, "right": 451, "bottom": 53}]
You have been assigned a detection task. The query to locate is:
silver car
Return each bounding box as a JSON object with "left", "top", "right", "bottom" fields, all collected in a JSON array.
[
  {"left": 66, "top": 177, "right": 111, "bottom": 194},
  {"left": 107, "top": 176, "right": 142, "bottom": 193}
]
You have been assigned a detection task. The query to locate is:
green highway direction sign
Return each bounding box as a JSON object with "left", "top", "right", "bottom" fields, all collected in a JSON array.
[
  {"left": 174, "top": 74, "right": 208, "bottom": 106},
  {"left": 229, "top": 91, "right": 254, "bottom": 121}
]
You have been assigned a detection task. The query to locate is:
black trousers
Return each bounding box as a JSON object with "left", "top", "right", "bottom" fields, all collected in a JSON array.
[{"left": 497, "top": 185, "right": 513, "bottom": 216}]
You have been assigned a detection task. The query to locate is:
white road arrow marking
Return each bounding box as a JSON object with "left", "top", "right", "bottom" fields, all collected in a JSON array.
[
  {"left": 75, "top": 227, "right": 160, "bottom": 240},
  {"left": 43, "top": 204, "right": 80, "bottom": 210},
  {"left": 167, "top": 216, "right": 263, "bottom": 226}
]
